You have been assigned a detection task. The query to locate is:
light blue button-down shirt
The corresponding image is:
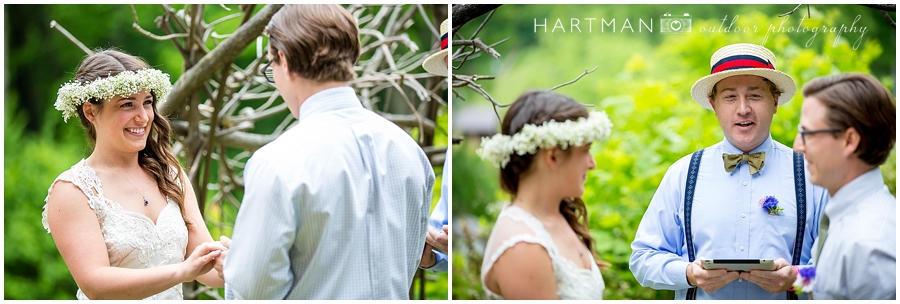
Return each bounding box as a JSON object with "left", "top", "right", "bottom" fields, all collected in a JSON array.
[
  {"left": 224, "top": 87, "right": 435, "bottom": 299},
  {"left": 421, "top": 156, "right": 449, "bottom": 272},
  {"left": 630, "top": 136, "right": 829, "bottom": 300},
  {"left": 811, "top": 168, "right": 895, "bottom": 300}
]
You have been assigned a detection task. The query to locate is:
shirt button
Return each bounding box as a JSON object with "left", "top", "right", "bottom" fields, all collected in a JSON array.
[
  {"left": 740, "top": 246, "right": 745, "bottom": 251},
  {"left": 742, "top": 213, "right": 747, "bottom": 218},
  {"left": 739, "top": 278, "right": 744, "bottom": 283},
  {"left": 743, "top": 181, "right": 748, "bottom": 186}
]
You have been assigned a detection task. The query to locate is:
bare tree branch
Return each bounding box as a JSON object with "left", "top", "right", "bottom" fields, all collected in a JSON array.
[
  {"left": 451, "top": 75, "right": 495, "bottom": 88},
  {"left": 451, "top": 4, "right": 502, "bottom": 35},
  {"left": 882, "top": 10, "right": 896, "bottom": 28},
  {"left": 379, "top": 112, "right": 436, "bottom": 132},
  {"left": 186, "top": 4, "right": 203, "bottom": 61},
  {"left": 452, "top": 37, "right": 508, "bottom": 70},
  {"left": 424, "top": 146, "right": 447, "bottom": 167},
  {"left": 359, "top": 30, "right": 419, "bottom": 55},
  {"left": 449, "top": 6, "right": 508, "bottom": 121},
  {"left": 154, "top": 13, "right": 189, "bottom": 58},
  {"left": 861, "top": 4, "right": 896, "bottom": 12},
  {"left": 198, "top": 61, "right": 233, "bottom": 206},
  {"left": 453, "top": 38, "right": 500, "bottom": 59},
  {"left": 382, "top": 4, "right": 403, "bottom": 38},
  {"left": 203, "top": 13, "right": 243, "bottom": 42},
  {"left": 239, "top": 4, "right": 256, "bottom": 26},
  {"left": 49, "top": 21, "right": 93, "bottom": 55},
  {"left": 161, "top": 4, "right": 283, "bottom": 115},
  {"left": 548, "top": 66, "right": 599, "bottom": 91},
  {"left": 133, "top": 24, "right": 190, "bottom": 41},
  {"left": 131, "top": 4, "right": 189, "bottom": 41},
  {"left": 453, "top": 74, "right": 504, "bottom": 121},
  {"left": 467, "top": 8, "right": 494, "bottom": 40},
  {"left": 452, "top": 4, "right": 598, "bottom": 126},
  {"left": 130, "top": 4, "right": 140, "bottom": 23},
  {"left": 382, "top": 74, "right": 425, "bottom": 142},
  {"left": 160, "top": 4, "right": 189, "bottom": 33},
  {"left": 778, "top": 4, "right": 807, "bottom": 18},
  {"left": 171, "top": 121, "right": 277, "bottom": 151},
  {"left": 416, "top": 4, "right": 439, "bottom": 37},
  {"left": 779, "top": 5, "right": 895, "bottom": 28}
]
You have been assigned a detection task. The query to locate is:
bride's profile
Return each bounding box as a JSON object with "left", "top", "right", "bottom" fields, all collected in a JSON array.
[
  {"left": 42, "top": 49, "right": 226, "bottom": 299},
  {"left": 477, "top": 90, "right": 612, "bottom": 299}
]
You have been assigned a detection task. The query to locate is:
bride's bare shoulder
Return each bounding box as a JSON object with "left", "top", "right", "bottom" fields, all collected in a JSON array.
[
  {"left": 488, "top": 241, "right": 557, "bottom": 299},
  {"left": 46, "top": 168, "right": 90, "bottom": 206}
]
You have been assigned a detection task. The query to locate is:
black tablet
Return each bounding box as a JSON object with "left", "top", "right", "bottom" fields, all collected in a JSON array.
[{"left": 700, "top": 259, "right": 776, "bottom": 272}]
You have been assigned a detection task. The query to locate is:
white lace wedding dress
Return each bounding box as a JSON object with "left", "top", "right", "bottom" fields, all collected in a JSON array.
[
  {"left": 41, "top": 159, "right": 188, "bottom": 300},
  {"left": 481, "top": 204, "right": 605, "bottom": 300}
]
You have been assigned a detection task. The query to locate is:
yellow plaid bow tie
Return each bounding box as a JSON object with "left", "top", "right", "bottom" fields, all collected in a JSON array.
[{"left": 722, "top": 152, "right": 766, "bottom": 175}]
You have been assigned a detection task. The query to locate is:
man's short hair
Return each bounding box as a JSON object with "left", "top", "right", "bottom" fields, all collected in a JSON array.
[
  {"left": 802, "top": 73, "right": 896, "bottom": 166},
  {"left": 267, "top": 4, "right": 360, "bottom": 82}
]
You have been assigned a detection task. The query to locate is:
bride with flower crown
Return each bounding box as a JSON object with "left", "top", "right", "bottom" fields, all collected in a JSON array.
[
  {"left": 477, "top": 90, "right": 613, "bottom": 299},
  {"left": 42, "top": 49, "right": 227, "bottom": 299}
]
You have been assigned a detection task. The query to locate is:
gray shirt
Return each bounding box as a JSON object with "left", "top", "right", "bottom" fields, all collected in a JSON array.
[{"left": 811, "top": 168, "right": 896, "bottom": 300}]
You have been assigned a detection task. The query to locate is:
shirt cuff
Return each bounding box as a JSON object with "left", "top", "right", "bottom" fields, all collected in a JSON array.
[
  {"left": 420, "top": 250, "right": 448, "bottom": 273},
  {"left": 667, "top": 260, "right": 694, "bottom": 290}
]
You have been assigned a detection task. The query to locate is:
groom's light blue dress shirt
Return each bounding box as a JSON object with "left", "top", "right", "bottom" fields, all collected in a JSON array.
[
  {"left": 811, "top": 168, "right": 895, "bottom": 300},
  {"left": 421, "top": 156, "right": 448, "bottom": 272},
  {"left": 630, "top": 136, "right": 829, "bottom": 300},
  {"left": 224, "top": 87, "right": 435, "bottom": 299}
]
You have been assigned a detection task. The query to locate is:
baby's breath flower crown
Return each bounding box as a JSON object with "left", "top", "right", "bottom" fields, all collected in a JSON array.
[
  {"left": 55, "top": 69, "right": 172, "bottom": 122},
  {"left": 477, "top": 111, "right": 613, "bottom": 168}
]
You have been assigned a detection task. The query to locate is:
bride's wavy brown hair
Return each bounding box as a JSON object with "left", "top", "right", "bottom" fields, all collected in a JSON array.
[
  {"left": 71, "top": 49, "right": 192, "bottom": 230},
  {"left": 499, "top": 90, "right": 610, "bottom": 270}
]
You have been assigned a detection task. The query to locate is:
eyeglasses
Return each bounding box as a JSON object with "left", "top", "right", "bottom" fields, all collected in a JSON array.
[
  {"left": 260, "top": 61, "right": 275, "bottom": 84},
  {"left": 797, "top": 124, "right": 845, "bottom": 145}
]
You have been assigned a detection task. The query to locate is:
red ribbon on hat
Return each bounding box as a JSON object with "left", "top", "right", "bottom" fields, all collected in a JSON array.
[
  {"left": 440, "top": 33, "right": 448, "bottom": 50},
  {"left": 711, "top": 55, "right": 775, "bottom": 74}
]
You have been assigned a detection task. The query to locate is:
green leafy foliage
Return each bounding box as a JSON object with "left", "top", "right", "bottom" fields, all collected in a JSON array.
[
  {"left": 452, "top": 4, "right": 895, "bottom": 300},
  {"left": 4, "top": 97, "right": 83, "bottom": 299}
]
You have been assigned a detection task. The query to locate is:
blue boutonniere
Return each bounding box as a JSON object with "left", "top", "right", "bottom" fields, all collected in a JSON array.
[
  {"left": 758, "top": 196, "right": 783, "bottom": 215},
  {"left": 792, "top": 266, "right": 816, "bottom": 295}
]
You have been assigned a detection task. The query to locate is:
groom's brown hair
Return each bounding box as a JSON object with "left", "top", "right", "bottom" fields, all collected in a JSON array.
[
  {"left": 802, "top": 73, "right": 896, "bottom": 166},
  {"left": 267, "top": 4, "right": 360, "bottom": 82}
]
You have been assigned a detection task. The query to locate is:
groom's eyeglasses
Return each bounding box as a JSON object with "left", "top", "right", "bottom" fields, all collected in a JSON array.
[
  {"left": 797, "top": 124, "right": 845, "bottom": 145},
  {"left": 260, "top": 61, "right": 275, "bottom": 84}
]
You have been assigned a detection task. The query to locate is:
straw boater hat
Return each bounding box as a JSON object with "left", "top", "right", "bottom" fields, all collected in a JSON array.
[
  {"left": 690, "top": 43, "right": 796, "bottom": 110},
  {"left": 422, "top": 19, "right": 449, "bottom": 76}
]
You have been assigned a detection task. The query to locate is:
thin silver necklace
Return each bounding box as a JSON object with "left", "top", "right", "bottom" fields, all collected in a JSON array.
[{"left": 104, "top": 160, "right": 149, "bottom": 206}]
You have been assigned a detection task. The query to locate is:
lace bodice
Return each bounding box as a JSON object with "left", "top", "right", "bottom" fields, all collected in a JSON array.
[
  {"left": 481, "top": 204, "right": 605, "bottom": 300},
  {"left": 41, "top": 159, "right": 188, "bottom": 300}
]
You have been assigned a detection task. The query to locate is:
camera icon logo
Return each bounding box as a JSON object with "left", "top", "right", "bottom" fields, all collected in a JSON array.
[{"left": 661, "top": 13, "right": 692, "bottom": 34}]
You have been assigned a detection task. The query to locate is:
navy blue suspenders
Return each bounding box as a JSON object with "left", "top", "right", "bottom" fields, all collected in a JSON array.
[
  {"left": 788, "top": 151, "right": 807, "bottom": 300},
  {"left": 683, "top": 149, "right": 806, "bottom": 300},
  {"left": 684, "top": 150, "right": 703, "bottom": 300}
]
